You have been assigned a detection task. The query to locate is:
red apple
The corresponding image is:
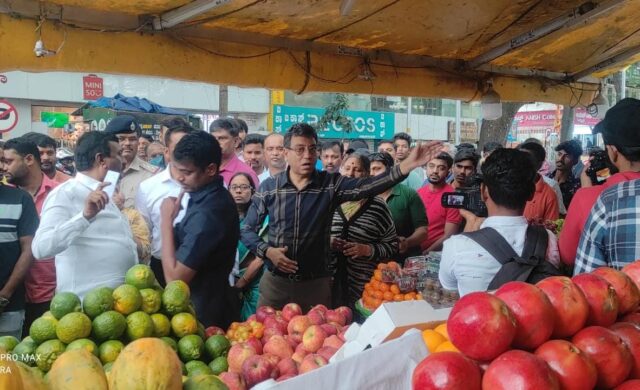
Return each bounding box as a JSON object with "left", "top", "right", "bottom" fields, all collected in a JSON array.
[
  {"left": 317, "top": 346, "right": 337, "bottom": 361},
  {"left": 621, "top": 312, "right": 640, "bottom": 328},
  {"left": 611, "top": 322, "right": 640, "bottom": 379},
  {"left": 495, "top": 281, "right": 555, "bottom": 350},
  {"left": 292, "top": 349, "right": 308, "bottom": 365},
  {"left": 276, "top": 374, "right": 296, "bottom": 382},
  {"left": 302, "top": 325, "right": 328, "bottom": 352},
  {"left": 616, "top": 379, "right": 640, "bottom": 390},
  {"left": 623, "top": 261, "right": 640, "bottom": 290},
  {"left": 572, "top": 273, "right": 620, "bottom": 327},
  {"left": 245, "top": 337, "right": 263, "bottom": 355},
  {"left": 241, "top": 355, "right": 279, "bottom": 388},
  {"left": 277, "top": 357, "right": 298, "bottom": 377},
  {"left": 262, "top": 326, "right": 284, "bottom": 343},
  {"left": 593, "top": 267, "right": 640, "bottom": 314},
  {"left": 412, "top": 351, "right": 482, "bottom": 390},
  {"left": 307, "top": 309, "right": 327, "bottom": 325},
  {"left": 325, "top": 310, "right": 346, "bottom": 327},
  {"left": 320, "top": 323, "right": 339, "bottom": 336},
  {"left": 534, "top": 339, "right": 597, "bottom": 390},
  {"left": 282, "top": 303, "right": 303, "bottom": 322},
  {"left": 447, "top": 292, "right": 517, "bottom": 361},
  {"left": 298, "top": 354, "right": 328, "bottom": 374},
  {"left": 482, "top": 350, "right": 560, "bottom": 390},
  {"left": 572, "top": 326, "right": 633, "bottom": 389},
  {"left": 287, "top": 315, "right": 312, "bottom": 343},
  {"left": 218, "top": 371, "right": 247, "bottom": 390},
  {"left": 334, "top": 306, "right": 353, "bottom": 324},
  {"left": 337, "top": 326, "right": 349, "bottom": 342},
  {"left": 536, "top": 276, "right": 589, "bottom": 338},
  {"left": 256, "top": 306, "right": 277, "bottom": 323},
  {"left": 228, "top": 343, "right": 257, "bottom": 373},
  {"left": 312, "top": 304, "right": 329, "bottom": 313},
  {"left": 264, "top": 315, "right": 288, "bottom": 334},
  {"left": 263, "top": 335, "right": 294, "bottom": 359},
  {"left": 262, "top": 353, "right": 280, "bottom": 367},
  {"left": 322, "top": 335, "right": 344, "bottom": 350},
  {"left": 205, "top": 326, "right": 225, "bottom": 339},
  {"left": 283, "top": 335, "right": 298, "bottom": 350}
]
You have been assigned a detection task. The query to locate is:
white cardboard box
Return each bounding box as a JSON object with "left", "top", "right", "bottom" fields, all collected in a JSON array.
[{"left": 254, "top": 329, "right": 428, "bottom": 390}]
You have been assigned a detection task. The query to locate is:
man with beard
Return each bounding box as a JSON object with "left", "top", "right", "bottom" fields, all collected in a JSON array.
[
  {"left": 320, "top": 141, "right": 343, "bottom": 174},
  {"left": 21, "top": 133, "right": 70, "bottom": 183},
  {"left": 2, "top": 138, "right": 58, "bottom": 335},
  {"left": 32, "top": 132, "right": 137, "bottom": 299},
  {"left": 450, "top": 149, "right": 479, "bottom": 190},
  {"left": 261, "top": 133, "right": 286, "bottom": 181},
  {"left": 242, "top": 134, "right": 267, "bottom": 182},
  {"left": 106, "top": 116, "right": 158, "bottom": 209},
  {"left": 417, "top": 153, "right": 462, "bottom": 253},
  {"left": 549, "top": 140, "right": 582, "bottom": 209}
]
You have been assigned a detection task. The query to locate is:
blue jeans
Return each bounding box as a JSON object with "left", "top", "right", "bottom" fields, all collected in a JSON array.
[{"left": 0, "top": 310, "right": 25, "bottom": 340}]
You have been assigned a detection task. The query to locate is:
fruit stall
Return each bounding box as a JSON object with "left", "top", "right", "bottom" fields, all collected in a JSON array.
[{"left": 4, "top": 259, "right": 640, "bottom": 389}]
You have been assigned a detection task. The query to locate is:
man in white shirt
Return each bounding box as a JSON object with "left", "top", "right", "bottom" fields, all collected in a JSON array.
[
  {"left": 259, "top": 133, "right": 286, "bottom": 183},
  {"left": 439, "top": 148, "right": 560, "bottom": 296},
  {"left": 135, "top": 124, "right": 194, "bottom": 286},
  {"left": 32, "top": 132, "right": 138, "bottom": 300}
]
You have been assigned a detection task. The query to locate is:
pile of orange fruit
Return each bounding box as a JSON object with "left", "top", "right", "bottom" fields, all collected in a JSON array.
[
  {"left": 421, "top": 322, "right": 459, "bottom": 353},
  {"left": 226, "top": 319, "right": 264, "bottom": 343},
  {"left": 362, "top": 262, "right": 423, "bottom": 311}
]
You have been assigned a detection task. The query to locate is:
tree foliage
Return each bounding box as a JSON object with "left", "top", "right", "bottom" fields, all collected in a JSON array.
[{"left": 316, "top": 93, "right": 353, "bottom": 133}]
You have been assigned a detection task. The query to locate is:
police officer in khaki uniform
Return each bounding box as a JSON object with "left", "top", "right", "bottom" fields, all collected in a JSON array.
[{"left": 105, "top": 116, "right": 158, "bottom": 208}]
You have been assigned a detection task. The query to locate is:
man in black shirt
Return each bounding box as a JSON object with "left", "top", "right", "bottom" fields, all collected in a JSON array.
[
  {"left": 241, "top": 123, "right": 441, "bottom": 310},
  {"left": 0, "top": 180, "right": 38, "bottom": 338},
  {"left": 160, "top": 131, "right": 239, "bottom": 328}
]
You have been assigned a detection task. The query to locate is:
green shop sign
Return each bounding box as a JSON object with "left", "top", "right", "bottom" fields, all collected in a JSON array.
[{"left": 273, "top": 105, "right": 394, "bottom": 139}]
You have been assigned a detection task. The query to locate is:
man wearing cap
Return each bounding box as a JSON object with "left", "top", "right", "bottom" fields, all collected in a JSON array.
[
  {"left": 568, "top": 98, "right": 640, "bottom": 273},
  {"left": 105, "top": 115, "right": 158, "bottom": 209}
]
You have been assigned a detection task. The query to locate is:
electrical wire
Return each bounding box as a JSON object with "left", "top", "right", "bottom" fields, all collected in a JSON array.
[
  {"left": 286, "top": 51, "right": 360, "bottom": 84},
  {"left": 169, "top": 34, "right": 281, "bottom": 59}
]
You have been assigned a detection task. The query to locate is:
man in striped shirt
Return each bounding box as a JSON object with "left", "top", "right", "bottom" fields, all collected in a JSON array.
[
  {"left": 241, "top": 123, "right": 441, "bottom": 310},
  {"left": 0, "top": 156, "right": 39, "bottom": 338}
]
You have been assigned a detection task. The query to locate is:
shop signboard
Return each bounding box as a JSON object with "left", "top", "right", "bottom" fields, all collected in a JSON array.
[
  {"left": 83, "top": 74, "right": 104, "bottom": 100},
  {"left": 272, "top": 104, "right": 393, "bottom": 139}
]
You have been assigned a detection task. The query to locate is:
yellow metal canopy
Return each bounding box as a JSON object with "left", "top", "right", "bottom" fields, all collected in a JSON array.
[{"left": 1, "top": 0, "right": 639, "bottom": 105}]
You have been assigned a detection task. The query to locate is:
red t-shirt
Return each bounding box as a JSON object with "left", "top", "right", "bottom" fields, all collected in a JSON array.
[
  {"left": 524, "top": 175, "right": 559, "bottom": 222},
  {"left": 219, "top": 155, "right": 260, "bottom": 188},
  {"left": 417, "top": 183, "right": 462, "bottom": 251},
  {"left": 25, "top": 173, "right": 58, "bottom": 303},
  {"left": 559, "top": 172, "right": 640, "bottom": 266}
]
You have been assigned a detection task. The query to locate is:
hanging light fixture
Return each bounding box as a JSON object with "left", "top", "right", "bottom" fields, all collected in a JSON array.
[{"left": 481, "top": 80, "right": 502, "bottom": 120}]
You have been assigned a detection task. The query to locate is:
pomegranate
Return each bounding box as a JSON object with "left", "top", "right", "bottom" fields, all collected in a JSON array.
[
  {"left": 536, "top": 276, "right": 589, "bottom": 338},
  {"left": 572, "top": 273, "right": 619, "bottom": 327},
  {"left": 615, "top": 379, "right": 640, "bottom": 390},
  {"left": 593, "top": 267, "right": 640, "bottom": 314},
  {"left": 482, "top": 350, "right": 560, "bottom": 390},
  {"left": 534, "top": 339, "right": 597, "bottom": 390},
  {"left": 623, "top": 261, "right": 640, "bottom": 290},
  {"left": 611, "top": 322, "right": 640, "bottom": 379},
  {"left": 572, "top": 326, "right": 633, "bottom": 389},
  {"left": 621, "top": 312, "right": 640, "bottom": 328},
  {"left": 495, "top": 281, "right": 555, "bottom": 350},
  {"left": 447, "top": 292, "right": 516, "bottom": 361},
  {"left": 411, "top": 351, "right": 481, "bottom": 390}
]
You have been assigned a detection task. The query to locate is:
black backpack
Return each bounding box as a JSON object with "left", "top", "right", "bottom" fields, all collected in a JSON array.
[{"left": 462, "top": 225, "right": 563, "bottom": 290}]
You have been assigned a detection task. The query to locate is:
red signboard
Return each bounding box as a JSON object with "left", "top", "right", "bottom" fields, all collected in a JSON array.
[
  {"left": 514, "top": 108, "right": 600, "bottom": 128},
  {"left": 83, "top": 74, "right": 103, "bottom": 100}
]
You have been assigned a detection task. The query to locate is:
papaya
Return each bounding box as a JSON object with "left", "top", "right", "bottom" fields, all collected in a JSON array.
[
  {"left": 47, "top": 348, "right": 108, "bottom": 390},
  {"left": 108, "top": 337, "right": 182, "bottom": 390},
  {"left": 16, "top": 361, "right": 47, "bottom": 390},
  {"left": 0, "top": 347, "right": 24, "bottom": 390}
]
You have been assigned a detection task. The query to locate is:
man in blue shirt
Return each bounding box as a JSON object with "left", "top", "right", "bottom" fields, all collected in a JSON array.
[{"left": 160, "top": 131, "right": 240, "bottom": 328}]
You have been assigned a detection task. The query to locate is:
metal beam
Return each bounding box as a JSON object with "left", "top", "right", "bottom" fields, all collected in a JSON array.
[
  {"left": 569, "top": 44, "right": 640, "bottom": 81},
  {"left": 153, "top": 0, "right": 232, "bottom": 30},
  {"left": 467, "top": 0, "right": 626, "bottom": 69}
]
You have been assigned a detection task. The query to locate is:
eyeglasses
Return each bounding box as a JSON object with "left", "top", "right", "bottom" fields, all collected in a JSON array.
[
  {"left": 286, "top": 145, "right": 318, "bottom": 156},
  {"left": 230, "top": 184, "right": 252, "bottom": 191}
]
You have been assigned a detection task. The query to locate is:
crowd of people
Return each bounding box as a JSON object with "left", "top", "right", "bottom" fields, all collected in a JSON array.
[{"left": 2, "top": 97, "right": 640, "bottom": 336}]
